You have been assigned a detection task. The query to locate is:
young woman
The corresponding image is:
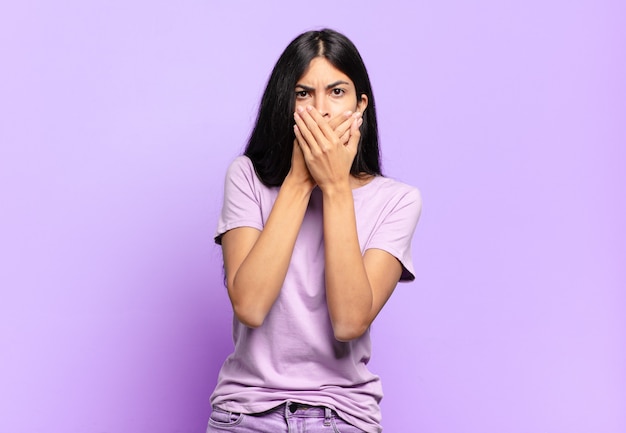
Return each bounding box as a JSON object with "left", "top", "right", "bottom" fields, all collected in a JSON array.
[{"left": 207, "top": 29, "right": 422, "bottom": 433}]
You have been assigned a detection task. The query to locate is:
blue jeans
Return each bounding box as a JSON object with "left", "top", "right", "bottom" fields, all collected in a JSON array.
[{"left": 206, "top": 402, "right": 366, "bottom": 433}]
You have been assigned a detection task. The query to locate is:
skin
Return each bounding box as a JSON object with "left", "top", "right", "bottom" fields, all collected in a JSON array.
[{"left": 221, "top": 57, "right": 403, "bottom": 341}]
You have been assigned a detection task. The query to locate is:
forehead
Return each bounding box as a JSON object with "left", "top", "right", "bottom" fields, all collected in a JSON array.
[{"left": 297, "top": 57, "right": 353, "bottom": 85}]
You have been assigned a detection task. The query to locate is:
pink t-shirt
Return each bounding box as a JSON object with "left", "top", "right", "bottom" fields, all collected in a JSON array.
[{"left": 212, "top": 156, "right": 421, "bottom": 433}]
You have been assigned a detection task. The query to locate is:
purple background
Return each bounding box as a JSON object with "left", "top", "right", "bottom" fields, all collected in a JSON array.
[{"left": 1, "top": 1, "right": 625, "bottom": 432}]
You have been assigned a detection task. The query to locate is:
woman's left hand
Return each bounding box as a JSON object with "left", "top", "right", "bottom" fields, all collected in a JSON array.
[{"left": 293, "top": 105, "right": 363, "bottom": 192}]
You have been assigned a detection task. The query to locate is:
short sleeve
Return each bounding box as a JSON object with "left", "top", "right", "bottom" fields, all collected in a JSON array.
[
  {"left": 214, "top": 157, "right": 264, "bottom": 245},
  {"left": 366, "top": 187, "right": 422, "bottom": 281}
]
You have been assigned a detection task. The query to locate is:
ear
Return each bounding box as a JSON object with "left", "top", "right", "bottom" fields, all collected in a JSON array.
[{"left": 357, "top": 93, "right": 368, "bottom": 114}]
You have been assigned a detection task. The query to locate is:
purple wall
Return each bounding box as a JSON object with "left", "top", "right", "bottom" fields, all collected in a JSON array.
[{"left": 1, "top": 1, "right": 624, "bottom": 432}]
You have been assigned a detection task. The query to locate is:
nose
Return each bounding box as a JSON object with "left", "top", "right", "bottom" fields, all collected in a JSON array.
[{"left": 313, "top": 94, "right": 330, "bottom": 118}]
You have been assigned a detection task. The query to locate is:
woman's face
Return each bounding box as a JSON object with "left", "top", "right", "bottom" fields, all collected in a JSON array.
[{"left": 294, "top": 57, "right": 368, "bottom": 120}]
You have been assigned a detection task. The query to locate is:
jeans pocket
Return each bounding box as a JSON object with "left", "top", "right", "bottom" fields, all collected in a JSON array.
[
  {"left": 331, "top": 416, "right": 365, "bottom": 433},
  {"left": 208, "top": 407, "right": 244, "bottom": 429}
]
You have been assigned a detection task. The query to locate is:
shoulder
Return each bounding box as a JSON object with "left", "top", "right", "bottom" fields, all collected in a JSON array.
[
  {"left": 361, "top": 176, "right": 422, "bottom": 214},
  {"left": 223, "top": 156, "right": 265, "bottom": 190},
  {"left": 381, "top": 177, "right": 421, "bottom": 200},
  {"left": 225, "top": 155, "right": 256, "bottom": 179}
]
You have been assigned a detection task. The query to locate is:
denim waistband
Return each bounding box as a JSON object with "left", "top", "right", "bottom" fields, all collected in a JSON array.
[{"left": 283, "top": 401, "right": 333, "bottom": 420}]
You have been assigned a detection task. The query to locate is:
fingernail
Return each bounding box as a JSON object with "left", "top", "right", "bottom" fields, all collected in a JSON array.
[
  {"left": 344, "top": 111, "right": 352, "bottom": 117},
  {"left": 306, "top": 105, "right": 313, "bottom": 112},
  {"left": 357, "top": 118, "right": 363, "bottom": 126},
  {"left": 354, "top": 111, "right": 362, "bottom": 118},
  {"left": 297, "top": 106, "right": 304, "bottom": 113}
]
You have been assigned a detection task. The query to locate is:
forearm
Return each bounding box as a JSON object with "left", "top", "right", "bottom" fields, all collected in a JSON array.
[
  {"left": 228, "top": 178, "right": 312, "bottom": 327},
  {"left": 322, "top": 184, "right": 374, "bottom": 341}
]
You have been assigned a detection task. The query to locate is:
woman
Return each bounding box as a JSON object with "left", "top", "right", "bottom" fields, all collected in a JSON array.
[{"left": 208, "top": 29, "right": 421, "bottom": 433}]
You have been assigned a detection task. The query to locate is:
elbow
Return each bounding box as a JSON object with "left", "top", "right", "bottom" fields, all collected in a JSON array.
[
  {"left": 232, "top": 302, "right": 267, "bottom": 328},
  {"left": 228, "top": 276, "right": 278, "bottom": 328},
  {"left": 332, "top": 320, "right": 369, "bottom": 342},
  {"left": 228, "top": 280, "right": 268, "bottom": 328}
]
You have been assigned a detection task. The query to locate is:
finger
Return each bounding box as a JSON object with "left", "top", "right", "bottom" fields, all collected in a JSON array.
[
  {"left": 340, "top": 129, "right": 350, "bottom": 146},
  {"left": 301, "top": 106, "right": 336, "bottom": 146},
  {"left": 335, "top": 112, "right": 362, "bottom": 145},
  {"left": 293, "top": 124, "right": 313, "bottom": 159},
  {"left": 346, "top": 117, "right": 363, "bottom": 154},
  {"left": 328, "top": 110, "right": 353, "bottom": 130},
  {"left": 295, "top": 107, "right": 330, "bottom": 154},
  {"left": 293, "top": 111, "right": 318, "bottom": 152}
]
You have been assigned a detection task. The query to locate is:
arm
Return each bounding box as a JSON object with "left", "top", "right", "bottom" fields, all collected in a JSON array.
[
  {"left": 222, "top": 142, "right": 314, "bottom": 328},
  {"left": 321, "top": 187, "right": 404, "bottom": 341},
  {"left": 224, "top": 112, "right": 361, "bottom": 327},
  {"left": 294, "top": 106, "right": 404, "bottom": 341}
]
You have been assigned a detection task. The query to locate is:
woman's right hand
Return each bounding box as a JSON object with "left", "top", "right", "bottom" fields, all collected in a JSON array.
[{"left": 286, "top": 139, "right": 316, "bottom": 191}]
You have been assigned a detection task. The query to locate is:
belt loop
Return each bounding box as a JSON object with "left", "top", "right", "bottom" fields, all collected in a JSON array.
[{"left": 324, "top": 407, "right": 332, "bottom": 426}]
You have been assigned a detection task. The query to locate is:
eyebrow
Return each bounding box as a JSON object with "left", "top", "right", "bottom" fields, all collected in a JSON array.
[{"left": 295, "top": 80, "right": 350, "bottom": 91}]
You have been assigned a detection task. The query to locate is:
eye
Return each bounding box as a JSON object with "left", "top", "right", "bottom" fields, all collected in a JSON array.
[
  {"left": 331, "top": 88, "right": 346, "bottom": 97},
  {"left": 295, "top": 90, "right": 309, "bottom": 99}
]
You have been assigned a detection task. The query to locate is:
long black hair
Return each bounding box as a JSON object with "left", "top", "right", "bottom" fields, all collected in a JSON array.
[{"left": 244, "top": 29, "right": 381, "bottom": 187}]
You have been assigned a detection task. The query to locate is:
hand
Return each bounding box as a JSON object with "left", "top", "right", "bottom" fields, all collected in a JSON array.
[
  {"left": 285, "top": 138, "right": 316, "bottom": 191},
  {"left": 293, "top": 105, "right": 363, "bottom": 191},
  {"left": 329, "top": 110, "right": 362, "bottom": 146}
]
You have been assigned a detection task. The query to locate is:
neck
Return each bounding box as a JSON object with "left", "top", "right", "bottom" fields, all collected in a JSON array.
[{"left": 349, "top": 174, "right": 375, "bottom": 189}]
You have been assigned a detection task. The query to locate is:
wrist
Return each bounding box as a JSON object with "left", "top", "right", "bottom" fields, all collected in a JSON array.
[
  {"left": 319, "top": 180, "right": 352, "bottom": 199},
  {"left": 282, "top": 174, "right": 315, "bottom": 197}
]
